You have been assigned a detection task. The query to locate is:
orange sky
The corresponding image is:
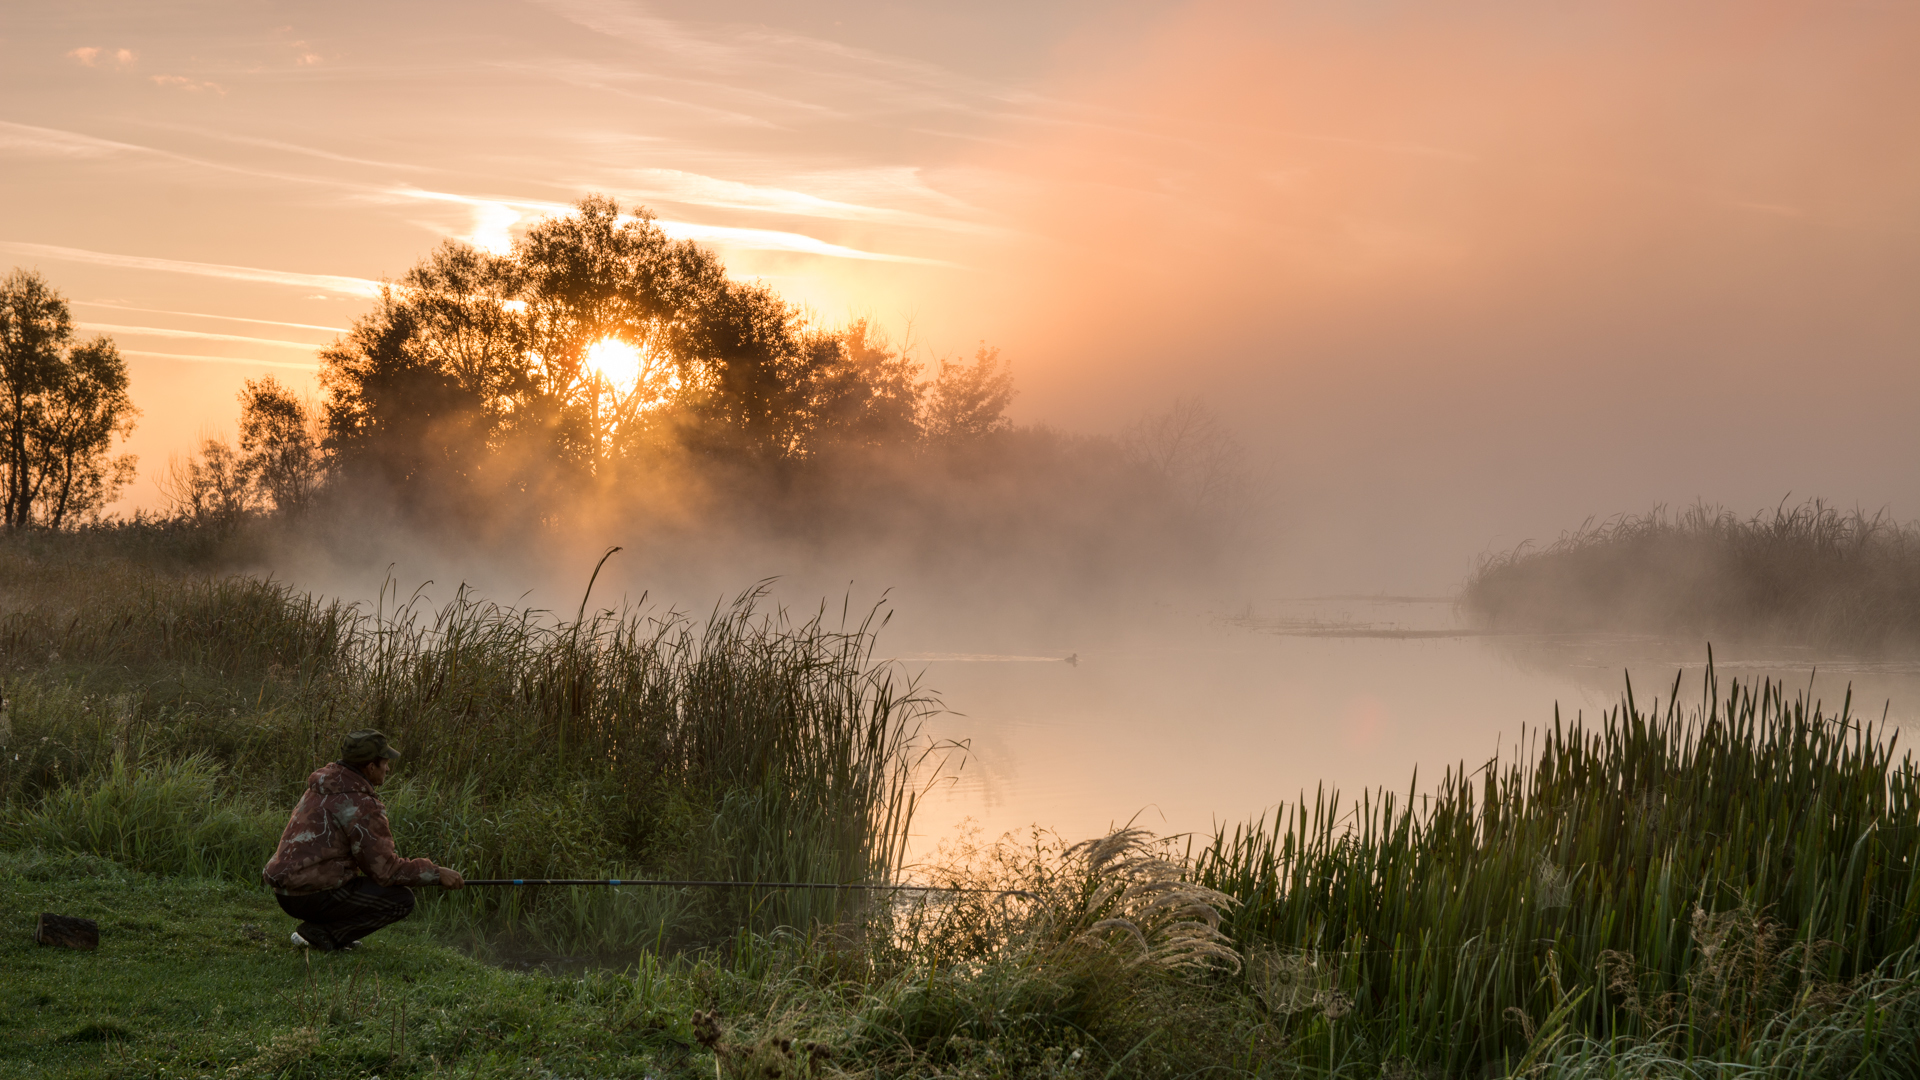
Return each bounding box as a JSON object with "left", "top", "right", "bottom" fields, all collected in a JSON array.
[{"left": 5, "top": 1, "right": 1917, "bottom": 588}]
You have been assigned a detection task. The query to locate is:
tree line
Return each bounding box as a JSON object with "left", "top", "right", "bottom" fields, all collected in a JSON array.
[
  {"left": 0, "top": 268, "right": 137, "bottom": 528},
  {"left": 3, "top": 195, "right": 1253, "bottom": 557},
  {"left": 314, "top": 195, "right": 1015, "bottom": 509}
]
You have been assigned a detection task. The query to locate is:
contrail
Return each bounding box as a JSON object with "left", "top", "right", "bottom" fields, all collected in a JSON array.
[
  {"left": 0, "top": 240, "right": 384, "bottom": 297},
  {"left": 77, "top": 322, "right": 328, "bottom": 352}
]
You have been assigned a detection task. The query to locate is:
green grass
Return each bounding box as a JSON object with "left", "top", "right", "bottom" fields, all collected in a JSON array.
[
  {"left": 10, "top": 529, "right": 1920, "bottom": 1076},
  {"left": 0, "top": 845, "right": 1255, "bottom": 1079},
  {"left": 1459, "top": 500, "right": 1920, "bottom": 652},
  {"left": 1195, "top": 659, "right": 1920, "bottom": 1074},
  {"left": 0, "top": 530, "right": 931, "bottom": 953},
  {"left": 0, "top": 849, "right": 718, "bottom": 1078}
]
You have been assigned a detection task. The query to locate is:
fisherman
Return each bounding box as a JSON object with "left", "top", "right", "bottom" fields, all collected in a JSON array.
[{"left": 261, "top": 730, "right": 464, "bottom": 951}]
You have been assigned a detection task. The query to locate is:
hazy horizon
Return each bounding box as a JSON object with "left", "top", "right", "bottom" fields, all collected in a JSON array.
[{"left": 6, "top": 0, "right": 1917, "bottom": 595}]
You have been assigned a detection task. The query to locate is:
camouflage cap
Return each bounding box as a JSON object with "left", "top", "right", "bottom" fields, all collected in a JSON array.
[{"left": 340, "top": 729, "right": 401, "bottom": 765}]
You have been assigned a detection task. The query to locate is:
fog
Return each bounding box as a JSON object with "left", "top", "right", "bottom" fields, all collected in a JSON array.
[
  {"left": 928, "top": 1, "right": 1920, "bottom": 593},
  {"left": 9, "top": 1, "right": 1920, "bottom": 846}
]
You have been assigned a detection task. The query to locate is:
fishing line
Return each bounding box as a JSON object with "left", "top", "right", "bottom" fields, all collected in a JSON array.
[{"left": 464, "top": 877, "right": 1032, "bottom": 897}]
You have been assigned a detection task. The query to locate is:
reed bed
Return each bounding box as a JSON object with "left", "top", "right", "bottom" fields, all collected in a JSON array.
[
  {"left": 1196, "top": 661, "right": 1920, "bottom": 1072},
  {"left": 1460, "top": 500, "right": 1920, "bottom": 652},
  {"left": 0, "top": 544, "right": 932, "bottom": 953},
  {"left": 9, "top": 530, "right": 1920, "bottom": 1074}
]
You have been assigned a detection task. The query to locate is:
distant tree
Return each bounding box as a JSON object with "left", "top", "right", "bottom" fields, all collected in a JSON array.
[
  {"left": 33, "top": 337, "right": 138, "bottom": 526},
  {"left": 157, "top": 436, "right": 254, "bottom": 528},
  {"left": 319, "top": 243, "right": 530, "bottom": 497},
  {"left": 0, "top": 268, "right": 137, "bottom": 528},
  {"left": 1120, "top": 397, "right": 1251, "bottom": 521},
  {"left": 320, "top": 195, "right": 817, "bottom": 503},
  {"left": 922, "top": 345, "right": 1014, "bottom": 442},
  {"left": 237, "top": 376, "right": 323, "bottom": 515},
  {"left": 803, "top": 319, "right": 922, "bottom": 454}
]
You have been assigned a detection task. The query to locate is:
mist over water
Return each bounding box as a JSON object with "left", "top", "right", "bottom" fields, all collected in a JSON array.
[
  {"left": 245, "top": 499, "right": 1920, "bottom": 863},
  {"left": 906, "top": 596, "right": 1920, "bottom": 856},
  {"left": 10, "top": 0, "right": 1920, "bottom": 867}
]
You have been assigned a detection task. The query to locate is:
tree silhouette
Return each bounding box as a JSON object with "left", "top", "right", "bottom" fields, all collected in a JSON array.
[
  {"left": 0, "top": 268, "right": 137, "bottom": 528},
  {"left": 1121, "top": 397, "right": 1253, "bottom": 527},
  {"left": 803, "top": 319, "right": 922, "bottom": 454},
  {"left": 158, "top": 436, "right": 252, "bottom": 528},
  {"left": 320, "top": 196, "right": 827, "bottom": 502},
  {"left": 238, "top": 377, "right": 323, "bottom": 515},
  {"left": 311, "top": 194, "right": 1034, "bottom": 524},
  {"left": 922, "top": 345, "right": 1014, "bottom": 442}
]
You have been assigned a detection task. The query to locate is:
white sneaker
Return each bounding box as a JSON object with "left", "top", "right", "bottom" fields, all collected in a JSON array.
[{"left": 291, "top": 931, "right": 312, "bottom": 948}]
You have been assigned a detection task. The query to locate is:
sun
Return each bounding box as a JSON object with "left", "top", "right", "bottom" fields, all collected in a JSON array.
[{"left": 584, "top": 337, "right": 645, "bottom": 394}]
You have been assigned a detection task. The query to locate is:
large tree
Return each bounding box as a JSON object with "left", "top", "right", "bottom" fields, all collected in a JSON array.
[
  {"left": 802, "top": 319, "right": 923, "bottom": 454},
  {"left": 922, "top": 345, "right": 1014, "bottom": 442},
  {"left": 238, "top": 376, "right": 323, "bottom": 515},
  {"left": 0, "top": 268, "right": 137, "bottom": 528},
  {"left": 319, "top": 196, "right": 821, "bottom": 504}
]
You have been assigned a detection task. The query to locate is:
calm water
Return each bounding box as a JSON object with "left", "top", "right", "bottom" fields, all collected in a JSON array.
[{"left": 891, "top": 597, "right": 1920, "bottom": 857}]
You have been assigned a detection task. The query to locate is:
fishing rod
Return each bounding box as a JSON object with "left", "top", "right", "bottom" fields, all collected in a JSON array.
[{"left": 464, "top": 877, "right": 1032, "bottom": 898}]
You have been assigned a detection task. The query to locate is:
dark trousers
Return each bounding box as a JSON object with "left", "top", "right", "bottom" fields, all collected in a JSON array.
[{"left": 276, "top": 877, "right": 416, "bottom": 950}]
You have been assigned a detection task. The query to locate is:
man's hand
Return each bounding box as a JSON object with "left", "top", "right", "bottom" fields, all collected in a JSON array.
[{"left": 437, "top": 867, "right": 465, "bottom": 889}]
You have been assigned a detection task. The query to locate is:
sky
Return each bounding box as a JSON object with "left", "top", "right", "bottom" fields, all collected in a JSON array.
[{"left": 4, "top": 0, "right": 1918, "bottom": 591}]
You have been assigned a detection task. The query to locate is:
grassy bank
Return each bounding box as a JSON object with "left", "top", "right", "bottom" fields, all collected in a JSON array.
[
  {"left": 2, "top": 842, "right": 1259, "bottom": 1078},
  {"left": 1199, "top": 664, "right": 1920, "bottom": 1073},
  {"left": 0, "top": 527, "right": 930, "bottom": 954},
  {"left": 3, "top": 850, "right": 676, "bottom": 1079},
  {"left": 10, "top": 529, "right": 1920, "bottom": 1075},
  {"left": 1459, "top": 501, "right": 1920, "bottom": 652}
]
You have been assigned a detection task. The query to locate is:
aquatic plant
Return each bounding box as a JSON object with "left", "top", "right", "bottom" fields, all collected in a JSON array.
[
  {"left": 1460, "top": 499, "right": 1920, "bottom": 651},
  {"left": 1196, "top": 659, "right": 1920, "bottom": 1070},
  {"left": 0, "top": 552, "right": 934, "bottom": 953}
]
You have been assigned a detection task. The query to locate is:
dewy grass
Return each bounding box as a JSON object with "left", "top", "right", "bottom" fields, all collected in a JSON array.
[
  {"left": 11, "top": 532, "right": 1920, "bottom": 1074},
  {"left": 0, "top": 540, "right": 934, "bottom": 954},
  {"left": 1460, "top": 499, "right": 1920, "bottom": 651},
  {"left": 1195, "top": 659, "right": 1920, "bottom": 1072}
]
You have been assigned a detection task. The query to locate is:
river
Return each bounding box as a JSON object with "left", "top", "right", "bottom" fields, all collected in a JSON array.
[{"left": 892, "top": 595, "right": 1920, "bottom": 857}]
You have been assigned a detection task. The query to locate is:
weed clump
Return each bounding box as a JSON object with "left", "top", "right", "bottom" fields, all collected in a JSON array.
[
  {"left": 1460, "top": 500, "right": 1920, "bottom": 652},
  {"left": 1197, "top": 660, "right": 1920, "bottom": 1071},
  {"left": 0, "top": 544, "right": 933, "bottom": 955}
]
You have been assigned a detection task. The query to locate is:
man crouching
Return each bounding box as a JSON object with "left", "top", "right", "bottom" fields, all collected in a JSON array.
[{"left": 262, "top": 730, "right": 464, "bottom": 951}]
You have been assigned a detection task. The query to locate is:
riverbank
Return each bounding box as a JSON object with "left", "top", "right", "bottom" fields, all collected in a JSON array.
[
  {"left": 10, "top": 528, "right": 1920, "bottom": 1076},
  {"left": 1461, "top": 501, "right": 1920, "bottom": 653},
  {"left": 2, "top": 849, "right": 743, "bottom": 1078},
  {"left": 1, "top": 847, "right": 1258, "bottom": 1079}
]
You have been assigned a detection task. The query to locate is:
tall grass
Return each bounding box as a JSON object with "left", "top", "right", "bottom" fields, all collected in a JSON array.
[
  {"left": 11, "top": 528, "right": 1920, "bottom": 1074},
  {"left": 0, "top": 540, "right": 933, "bottom": 953},
  {"left": 1196, "top": 660, "right": 1920, "bottom": 1071},
  {"left": 1460, "top": 500, "right": 1920, "bottom": 652}
]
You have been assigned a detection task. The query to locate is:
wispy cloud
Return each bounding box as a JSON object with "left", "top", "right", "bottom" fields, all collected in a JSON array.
[
  {"left": 394, "top": 187, "right": 953, "bottom": 263},
  {"left": 150, "top": 75, "right": 227, "bottom": 95},
  {"left": 491, "top": 55, "right": 838, "bottom": 126},
  {"left": 0, "top": 120, "right": 157, "bottom": 159},
  {"left": 118, "top": 349, "right": 320, "bottom": 371},
  {"left": 0, "top": 121, "right": 394, "bottom": 195},
  {"left": 616, "top": 167, "right": 992, "bottom": 234},
  {"left": 72, "top": 301, "right": 347, "bottom": 333},
  {"left": 67, "top": 47, "right": 135, "bottom": 67},
  {"left": 76, "top": 322, "right": 329, "bottom": 352},
  {"left": 130, "top": 121, "right": 435, "bottom": 172},
  {"left": 0, "top": 241, "right": 384, "bottom": 297},
  {"left": 527, "top": 0, "right": 1025, "bottom": 115},
  {"left": 655, "top": 220, "right": 955, "bottom": 265}
]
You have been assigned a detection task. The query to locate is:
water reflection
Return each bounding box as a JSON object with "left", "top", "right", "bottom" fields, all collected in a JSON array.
[{"left": 897, "top": 597, "right": 1920, "bottom": 859}]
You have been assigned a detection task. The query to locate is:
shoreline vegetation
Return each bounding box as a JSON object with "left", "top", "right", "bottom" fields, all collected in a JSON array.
[
  {"left": 8, "top": 537, "right": 1920, "bottom": 1076},
  {"left": 1461, "top": 500, "right": 1920, "bottom": 654}
]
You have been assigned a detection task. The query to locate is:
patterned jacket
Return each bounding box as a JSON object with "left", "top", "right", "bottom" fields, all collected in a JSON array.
[{"left": 261, "top": 762, "right": 441, "bottom": 895}]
